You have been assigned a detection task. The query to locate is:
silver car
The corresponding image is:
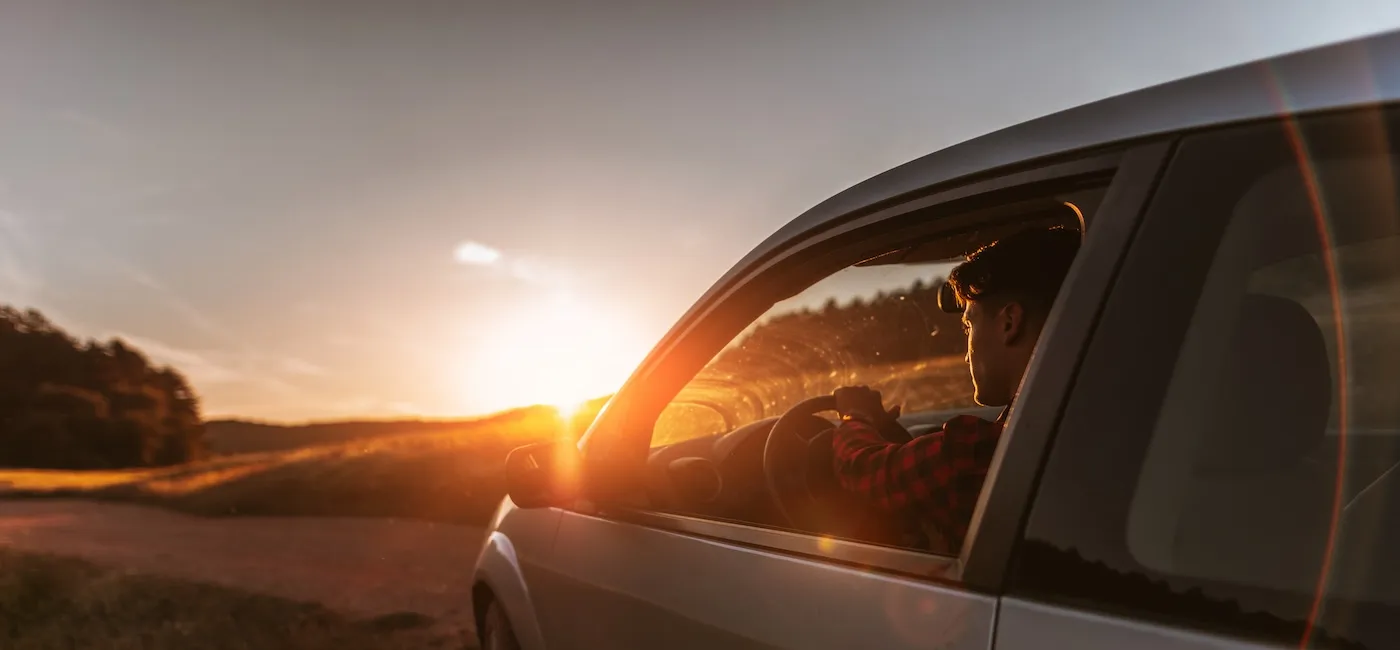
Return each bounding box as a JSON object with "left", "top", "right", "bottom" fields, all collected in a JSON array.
[{"left": 473, "top": 28, "right": 1400, "bottom": 650}]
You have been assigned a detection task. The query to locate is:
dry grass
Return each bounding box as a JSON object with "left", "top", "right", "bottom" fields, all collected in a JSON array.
[
  {"left": 0, "top": 548, "right": 463, "bottom": 650},
  {"left": 0, "top": 407, "right": 580, "bottom": 524},
  {"left": 0, "top": 467, "right": 160, "bottom": 492}
]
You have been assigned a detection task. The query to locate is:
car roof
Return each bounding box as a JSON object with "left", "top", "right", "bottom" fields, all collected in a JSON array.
[
  {"left": 701, "top": 27, "right": 1400, "bottom": 308},
  {"left": 596, "top": 27, "right": 1400, "bottom": 414},
  {"left": 592, "top": 27, "right": 1400, "bottom": 445}
]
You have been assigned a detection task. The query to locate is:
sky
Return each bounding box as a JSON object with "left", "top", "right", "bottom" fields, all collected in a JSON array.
[{"left": 2, "top": 0, "right": 1399, "bottom": 422}]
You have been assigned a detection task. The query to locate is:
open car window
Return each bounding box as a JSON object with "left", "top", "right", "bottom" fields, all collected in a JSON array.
[
  {"left": 652, "top": 259, "right": 979, "bottom": 449},
  {"left": 630, "top": 190, "right": 1100, "bottom": 556},
  {"left": 649, "top": 195, "right": 1098, "bottom": 451}
]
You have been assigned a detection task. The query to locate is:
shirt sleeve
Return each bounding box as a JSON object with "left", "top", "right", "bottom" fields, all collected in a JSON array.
[{"left": 831, "top": 415, "right": 997, "bottom": 514}]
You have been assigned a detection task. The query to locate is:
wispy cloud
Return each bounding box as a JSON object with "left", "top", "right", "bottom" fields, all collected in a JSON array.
[
  {"left": 106, "top": 332, "right": 247, "bottom": 385},
  {"left": 277, "top": 357, "right": 328, "bottom": 377},
  {"left": 453, "top": 239, "right": 573, "bottom": 287},
  {"left": 105, "top": 331, "right": 315, "bottom": 403},
  {"left": 0, "top": 208, "right": 39, "bottom": 303},
  {"left": 101, "top": 260, "right": 335, "bottom": 400},
  {"left": 108, "top": 262, "right": 243, "bottom": 346}
]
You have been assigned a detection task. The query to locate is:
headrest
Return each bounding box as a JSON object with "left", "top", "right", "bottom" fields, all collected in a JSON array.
[{"left": 1194, "top": 294, "right": 1332, "bottom": 472}]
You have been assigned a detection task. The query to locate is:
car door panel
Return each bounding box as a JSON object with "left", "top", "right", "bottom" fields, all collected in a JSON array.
[
  {"left": 997, "top": 598, "right": 1280, "bottom": 650},
  {"left": 538, "top": 510, "right": 995, "bottom": 650}
]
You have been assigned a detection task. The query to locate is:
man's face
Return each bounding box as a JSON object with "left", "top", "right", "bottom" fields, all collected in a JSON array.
[{"left": 962, "top": 299, "right": 1015, "bottom": 407}]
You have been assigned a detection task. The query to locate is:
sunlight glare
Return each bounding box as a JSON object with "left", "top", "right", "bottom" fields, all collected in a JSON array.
[
  {"left": 553, "top": 398, "right": 585, "bottom": 421},
  {"left": 457, "top": 290, "right": 648, "bottom": 415}
]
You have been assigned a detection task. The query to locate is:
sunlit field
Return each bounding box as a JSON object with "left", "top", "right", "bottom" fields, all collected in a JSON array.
[
  {"left": 0, "top": 401, "right": 606, "bottom": 525},
  {"left": 0, "top": 356, "right": 977, "bottom": 525}
]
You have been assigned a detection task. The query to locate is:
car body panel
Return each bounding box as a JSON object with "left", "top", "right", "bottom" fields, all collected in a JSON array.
[
  {"left": 997, "top": 598, "right": 1281, "bottom": 650},
  {"left": 472, "top": 499, "right": 562, "bottom": 650},
  {"left": 538, "top": 510, "right": 996, "bottom": 650}
]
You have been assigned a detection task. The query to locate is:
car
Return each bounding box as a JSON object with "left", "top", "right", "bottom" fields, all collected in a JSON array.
[{"left": 472, "top": 27, "right": 1400, "bottom": 650}]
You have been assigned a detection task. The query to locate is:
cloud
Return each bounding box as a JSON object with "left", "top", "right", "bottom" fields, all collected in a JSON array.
[
  {"left": 98, "top": 263, "right": 334, "bottom": 392},
  {"left": 454, "top": 241, "right": 503, "bottom": 266},
  {"left": 0, "top": 209, "right": 39, "bottom": 302},
  {"left": 104, "top": 330, "right": 321, "bottom": 405},
  {"left": 102, "top": 259, "right": 250, "bottom": 348},
  {"left": 107, "top": 333, "right": 247, "bottom": 385},
  {"left": 452, "top": 239, "right": 573, "bottom": 287},
  {"left": 277, "top": 357, "right": 328, "bottom": 377}
]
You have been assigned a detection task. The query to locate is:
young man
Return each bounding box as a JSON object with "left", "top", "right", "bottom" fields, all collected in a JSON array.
[{"left": 830, "top": 226, "right": 1080, "bottom": 552}]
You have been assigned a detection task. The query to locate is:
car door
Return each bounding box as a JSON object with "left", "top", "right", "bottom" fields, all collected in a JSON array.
[
  {"left": 526, "top": 144, "right": 1169, "bottom": 650},
  {"left": 995, "top": 105, "right": 1400, "bottom": 648}
]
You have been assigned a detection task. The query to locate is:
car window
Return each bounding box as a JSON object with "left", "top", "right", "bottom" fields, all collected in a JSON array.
[
  {"left": 1015, "top": 107, "right": 1400, "bottom": 649},
  {"left": 1249, "top": 234, "right": 1400, "bottom": 436},
  {"left": 652, "top": 262, "right": 974, "bottom": 448},
  {"left": 632, "top": 190, "right": 1100, "bottom": 561}
]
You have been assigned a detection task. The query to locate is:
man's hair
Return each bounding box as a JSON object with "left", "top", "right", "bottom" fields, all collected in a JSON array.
[{"left": 947, "top": 226, "right": 1081, "bottom": 318}]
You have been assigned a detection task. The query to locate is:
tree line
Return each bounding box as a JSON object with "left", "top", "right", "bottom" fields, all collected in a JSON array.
[
  {"left": 0, "top": 306, "right": 205, "bottom": 469},
  {"left": 708, "top": 277, "right": 967, "bottom": 382}
]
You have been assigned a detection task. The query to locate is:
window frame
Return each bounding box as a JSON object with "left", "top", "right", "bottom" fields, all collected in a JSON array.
[
  {"left": 1010, "top": 105, "right": 1400, "bottom": 645},
  {"left": 579, "top": 141, "right": 1173, "bottom": 591}
]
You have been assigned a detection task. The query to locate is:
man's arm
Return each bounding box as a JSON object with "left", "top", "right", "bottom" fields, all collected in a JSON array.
[
  {"left": 830, "top": 418, "right": 951, "bottom": 512},
  {"left": 831, "top": 414, "right": 1001, "bottom": 513}
]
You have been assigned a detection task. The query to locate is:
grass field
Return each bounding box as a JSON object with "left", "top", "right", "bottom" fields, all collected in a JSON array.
[
  {"left": 0, "top": 402, "right": 605, "bottom": 525},
  {"left": 0, "top": 362, "right": 977, "bottom": 524},
  {"left": 0, "top": 548, "right": 459, "bottom": 650}
]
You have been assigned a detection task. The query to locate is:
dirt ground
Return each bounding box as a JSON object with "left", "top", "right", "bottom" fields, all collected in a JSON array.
[{"left": 0, "top": 499, "right": 485, "bottom": 642}]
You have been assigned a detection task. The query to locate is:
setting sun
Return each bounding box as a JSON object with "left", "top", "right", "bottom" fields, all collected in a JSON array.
[{"left": 456, "top": 291, "right": 650, "bottom": 415}]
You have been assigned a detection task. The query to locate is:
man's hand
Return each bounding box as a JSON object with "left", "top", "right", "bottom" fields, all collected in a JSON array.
[{"left": 833, "top": 385, "right": 901, "bottom": 428}]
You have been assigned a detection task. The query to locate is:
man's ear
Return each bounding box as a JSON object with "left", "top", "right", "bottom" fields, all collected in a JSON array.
[{"left": 999, "top": 301, "right": 1026, "bottom": 345}]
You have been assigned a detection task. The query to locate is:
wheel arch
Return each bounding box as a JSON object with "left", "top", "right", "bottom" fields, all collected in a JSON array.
[{"left": 473, "top": 531, "right": 548, "bottom": 650}]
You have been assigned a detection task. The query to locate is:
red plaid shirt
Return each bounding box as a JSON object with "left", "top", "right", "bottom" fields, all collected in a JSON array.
[{"left": 832, "top": 410, "right": 1005, "bottom": 550}]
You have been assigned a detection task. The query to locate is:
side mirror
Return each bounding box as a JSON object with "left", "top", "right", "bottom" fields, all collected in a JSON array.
[{"left": 504, "top": 441, "right": 584, "bottom": 509}]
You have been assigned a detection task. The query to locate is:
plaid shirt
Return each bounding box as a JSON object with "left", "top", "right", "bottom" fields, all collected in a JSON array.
[{"left": 832, "top": 410, "right": 1005, "bottom": 550}]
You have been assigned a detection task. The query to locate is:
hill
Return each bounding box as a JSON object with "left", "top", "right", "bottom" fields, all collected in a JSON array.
[
  {"left": 204, "top": 399, "right": 609, "bottom": 455},
  {"left": 0, "top": 396, "right": 612, "bottom": 524},
  {"left": 205, "top": 418, "right": 496, "bottom": 455}
]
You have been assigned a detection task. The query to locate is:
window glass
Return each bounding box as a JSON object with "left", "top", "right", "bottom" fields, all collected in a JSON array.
[
  {"left": 1249, "top": 234, "right": 1400, "bottom": 435},
  {"left": 1016, "top": 108, "right": 1400, "bottom": 649}
]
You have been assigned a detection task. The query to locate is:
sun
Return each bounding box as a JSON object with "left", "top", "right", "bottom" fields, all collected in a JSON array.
[
  {"left": 457, "top": 291, "right": 647, "bottom": 415},
  {"left": 552, "top": 398, "right": 586, "bottom": 421}
]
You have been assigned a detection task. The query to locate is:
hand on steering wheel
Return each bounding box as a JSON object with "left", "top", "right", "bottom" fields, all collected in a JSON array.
[
  {"left": 759, "top": 392, "right": 925, "bottom": 545},
  {"left": 761, "top": 390, "right": 914, "bottom": 538},
  {"left": 833, "top": 385, "right": 902, "bottom": 430}
]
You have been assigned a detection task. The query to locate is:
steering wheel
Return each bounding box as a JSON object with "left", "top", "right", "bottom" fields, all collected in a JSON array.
[
  {"left": 761, "top": 395, "right": 915, "bottom": 536},
  {"left": 761, "top": 396, "right": 838, "bottom": 529}
]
